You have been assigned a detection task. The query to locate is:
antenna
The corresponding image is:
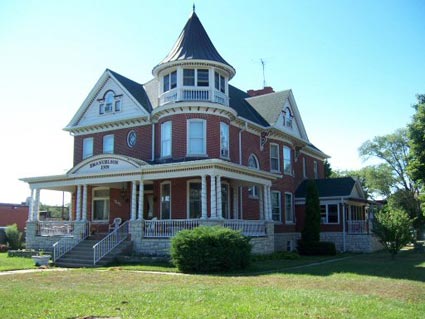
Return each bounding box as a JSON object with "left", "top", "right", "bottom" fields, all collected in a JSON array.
[{"left": 260, "top": 58, "right": 266, "bottom": 88}]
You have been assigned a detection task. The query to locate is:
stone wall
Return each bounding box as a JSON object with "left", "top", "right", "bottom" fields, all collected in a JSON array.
[
  {"left": 274, "top": 232, "right": 300, "bottom": 252},
  {"left": 320, "top": 232, "right": 383, "bottom": 252},
  {"left": 139, "top": 238, "right": 171, "bottom": 256}
]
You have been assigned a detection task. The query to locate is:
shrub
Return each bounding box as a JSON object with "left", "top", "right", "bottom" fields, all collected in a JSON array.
[
  {"left": 0, "top": 244, "right": 8, "bottom": 253},
  {"left": 171, "top": 226, "right": 251, "bottom": 273},
  {"left": 301, "top": 180, "right": 321, "bottom": 243},
  {"left": 297, "top": 240, "right": 336, "bottom": 256},
  {"left": 5, "top": 224, "right": 22, "bottom": 250}
]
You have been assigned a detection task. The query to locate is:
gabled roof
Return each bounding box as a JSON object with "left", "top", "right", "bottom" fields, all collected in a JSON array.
[
  {"left": 157, "top": 11, "right": 234, "bottom": 70},
  {"left": 228, "top": 85, "right": 270, "bottom": 127},
  {"left": 295, "top": 177, "right": 362, "bottom": 198},
  {"left": 108, "top": 69, "right": 153, "bottom": 112}
]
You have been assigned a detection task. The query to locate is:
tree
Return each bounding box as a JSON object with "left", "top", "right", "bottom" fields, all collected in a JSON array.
[
  {"left": 324, "top": 159, "right": 332, "bottom": 178},
  {"left": 301, "top": 180, "right": 321, "bottom": 243},
  {"left": 372, "top": 206, "right": 413, "bottom": 258},
  {"left": 5, "top": 224, "right": 22, "bottom": 250},
  {"left": 408, "top": 94, "right": 425, "bottom": 187}
]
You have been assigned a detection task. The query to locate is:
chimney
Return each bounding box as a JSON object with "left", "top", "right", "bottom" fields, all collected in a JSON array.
[{"left": 247, "top": 86, "right": 274, "bottom": 97}]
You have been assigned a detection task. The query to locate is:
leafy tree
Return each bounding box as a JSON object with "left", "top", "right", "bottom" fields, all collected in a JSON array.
[
  {"left": 5, "top": 224, "right": 22, "bottom": 250},
  {"left": 301, "top": 180, "right": 321, "bottom": 243},
  {"left": 372, "top": 206, "right": 413, "bottom": 258},
  {"left": 324, "top": 159, "right": 332, "bottom": 178},
  {"left": 408, "top": 94, "right": 425, "bottom": 188}
]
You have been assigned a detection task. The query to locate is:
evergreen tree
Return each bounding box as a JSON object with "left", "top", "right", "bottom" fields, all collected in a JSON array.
[{"left": 301, "top": 180, "right": 321, "bottom": 243}]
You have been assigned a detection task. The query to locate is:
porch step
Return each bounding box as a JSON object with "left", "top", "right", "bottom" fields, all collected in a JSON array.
[{"left": 54, "top": 238, "right": 132, "bottom": 268}]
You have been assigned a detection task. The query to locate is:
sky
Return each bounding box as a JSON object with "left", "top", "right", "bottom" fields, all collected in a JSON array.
[{"left": 0, "top": 0, "right": 424, "bottom": 205}]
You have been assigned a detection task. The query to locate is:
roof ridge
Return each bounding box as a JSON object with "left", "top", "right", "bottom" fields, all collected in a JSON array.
[{"left": 245, "top": 89, "right": 291, "bottom": 100}]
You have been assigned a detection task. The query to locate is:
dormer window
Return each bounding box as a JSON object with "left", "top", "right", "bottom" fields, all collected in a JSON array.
[
  {"left": 163, "top": 70, "right": 177, "bottom": 92},
  {"left": 215, "top": 72, "right": 225, "bottom": 93},
  {"left": 98, "top": 90, "right": 122, "bottom": 115},
  {"left": 283, "top": 107, "right": 293, "bottom": 128}
]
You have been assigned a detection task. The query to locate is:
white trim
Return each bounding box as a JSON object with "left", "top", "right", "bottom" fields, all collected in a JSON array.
[
  {"left": 160, "top": 121, "right": 172, "bottom": 158},
  {"left": 220, "top": 122, "right": 230, "bottom": 159},
  {"left": 270, "top": 143, "right": 280, "bottom": 172},
  {"left": 271, "top": 190, "right": 281, "bottom": 222},
  {"left": 103, "top": 134, "right": 114, "bottom": 154},
  {"left": 92, "top": 187, "right": 110, "bottom": 222},
  {"left": 320, "top": 203, "right": 340, "bottom": 224},
  {"left": 284, "top": 192, "right": 295, "bottom": 224},
  {"left": 283, "top": 145, "right": 292, "bottom": 176},
  {"left": 83, "top": 137, "right": 94, "bottom": 160},
  {"left": 187, "top": 119, "right": 207, "bottom": 157},
  {"left": 187, "top": 179, "right": 202, "bottom": 219}
]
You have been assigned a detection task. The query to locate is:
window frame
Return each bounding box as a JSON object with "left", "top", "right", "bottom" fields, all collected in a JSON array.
[
  {"left": 285, "top": 192, "right": 295, "bottom": 224},
  {"left": 283, "top": 146, "right": 292, "bottom": 175},
  {"left": 160, "top": 182, "right": 171, "bottom": 220},
  {"left": 314, "top": 161, "right": 318, "bottom": 178},
  {"left": 82, "top": 137, "right": 94, "bottom": 160},
  {"left": 92, "top": 187, "right": 110, "bottom": 222},
  {"left": 187, "top": 180, "right": 202, "bottom": 219},
  {"left": 271, "top": 191, "right": 281, "bottom": 222},
  {"left": 163, "top": 70, "right": 177, "bottom": 92},
  {"left": 320, "top": 203, "right": 340, "bottom": 224},
  {"left": 103, "top": 134, "right": 114, "bottom": 154},
  {"left": 220, "top": 122, "right": 230, "bottom": 159},
  {"left": 187, "top": 119, "right": 207, "bottom": 156},
  {"left": 161, "top": 121, "right": 172, "bottom": 158},
  {"left": 270, "top": 143, "right": 280, "bottom": 172},
  {"left": 248, "top": 154, "right": 260, "bottom": 198},
  {"left": 214, "top": 71, "right": 225, "bottom": 93},
  {"left": 283, "top": 107, "right": 293, "bottom": 128}
]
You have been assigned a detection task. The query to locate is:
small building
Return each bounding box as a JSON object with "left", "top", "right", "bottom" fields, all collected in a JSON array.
[
  {"left": 0, "top": 203, "right": 28, "bottom": 232},
  {"left": 20, "top": 9, "right": 380, "bottom": 266}
]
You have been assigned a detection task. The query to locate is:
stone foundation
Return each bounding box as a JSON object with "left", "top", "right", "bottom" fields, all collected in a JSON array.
[
  {"left": 320, "top": 232, "right": 383, "bottom": 252},
  {"left": 274, "top": 232, "right": 301, "bottom": 252}
]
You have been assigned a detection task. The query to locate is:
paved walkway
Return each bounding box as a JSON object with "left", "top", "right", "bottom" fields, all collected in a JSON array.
[{"left": 0, "top": 268, "right": 69, "bottom": 276}]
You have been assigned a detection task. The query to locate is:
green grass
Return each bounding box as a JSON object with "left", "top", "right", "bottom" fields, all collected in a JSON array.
[
  {"left": 0, "top": 250, "right": 424, "bottom": 318},
  {"left": 0, "top": 253, "right": 36, "bottom": 271}
]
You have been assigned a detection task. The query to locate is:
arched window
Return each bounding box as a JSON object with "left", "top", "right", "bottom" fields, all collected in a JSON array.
[
  {"left": 283, "top": 107, "right": 293, "bottom": 128},
  {"left": 99, "top": 90, "right": 122, "bottom": 114}
]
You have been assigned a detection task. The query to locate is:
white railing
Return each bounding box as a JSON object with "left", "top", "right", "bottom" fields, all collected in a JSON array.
[
  {"left": 38, "top": 221, "right": 74, "bottom": 236},
  {"left": 347, "top": 220, "right": 369, "bottom": 234},
  {"left": 224, "top": 220, "right": 266, "bottom": 237},
  {"left": 143, "top": 219, "right": 200, "bottom": 238},
  {"left": 53, "top": 222, "right": 90, "bottom": 262},
  {"left": 159, "top": 88, "right": 229, "bottom": 106},
  {"left": 93, "top": 220, "right": 129, "bottom": 265}
]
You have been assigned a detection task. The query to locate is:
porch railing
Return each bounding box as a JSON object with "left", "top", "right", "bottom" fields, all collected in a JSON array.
[
  {"left": 159, "top": 88, "right": 229, "bottom": 106},
  {"left": 53, "top": 222, "right": 90, "bottom": 262},
  {"left": 223, "top": 220, "right": 266, "bottom": 237},
  {"left": 143, "top": 219, "right": 200, "bottom": 238},
  {"left": 93, "top": 220, "right": 129, "bottom": 265},
  {"left": 347, "top": 220, "right": 369, "bottom": 234},
  {"left": 37, "top": 221, "right": 75, "bottom": 236}
]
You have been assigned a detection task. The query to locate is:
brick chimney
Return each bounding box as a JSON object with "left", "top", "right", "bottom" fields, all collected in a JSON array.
[{"left": 247, "top": 86, "right": 274, "bottom": 97}]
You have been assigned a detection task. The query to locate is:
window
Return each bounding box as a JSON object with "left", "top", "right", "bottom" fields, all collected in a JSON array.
[
  {"left": 283, "top": 107, "right": 293, "bottom": 128},
  {"left": 163, "top": 70, "right": 177, "bottom": 92},
  {"left": 103, "top": 134, "right": 114, "bottom": 154},
  {"left": 105, "top": 91, "right": 114, "bottom": 113},
  {"left": 283, "top": 146, "right": 292, "bottom": 175},
  {"left": 187, "top": 119, "right": 206, "bottom": 156},
  {"left": 92, "top": 188, "right": 110, "bottom": 221},
  {"left": 183, "top": 69, "right": 195, "bottom": 86},
  {"left": 285, "top": 193, "right": 294, "bottom": 223},
  {"left": 214, "top": 71, "right": 225, "bottom": 93},
  {"left": 303, "top": 157, "right": 307, "bottom": 178},
  {"left": 220, "top": 122, "right": 229, "bottom": 158},
  {"left": 222, "top": 183, "right": 230, "bottom": 219},
  {"left": 114, "top": 100, "right": 121, "bottom": 112},
  {"left": 270, "top": 144, "right": 280, "bottom": 172},
  {"left": 188, "top": 182, "right": 202, "bottom": 219},
  {"left": 320, "top": 204, "right": 339, "bottom": 224},
  {"left": 248, "top": 154, "right": 259, "bottom": 198},
  {"left": 82, "top": 137, "right": 93, "bottom": 159},
  {"left": 271, "top": 191, "right": 281, "bottom": 222},
  {"left": 161, "top": 121, "right": 172, "bottom": 158},
  {"left": 161, "top": 183, "right": 171, "bottom": 219},
  {"left": 99, "top": 90, "right": 121, "bottom": 114},
  {"left": 197, "top": 69, "right": 209, "bottom": 86},
  {"left": 314, "top": 161, "right": 318, "bottom": 178}
]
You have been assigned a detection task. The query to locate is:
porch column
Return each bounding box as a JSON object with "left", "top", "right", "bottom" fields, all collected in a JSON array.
[
  {"left": 265, "top": 185, "right": 272, "bottom": 221},
  {"left": 138, "top": 178, "right": 144, "bottom": 220},
  {"left": 210, "top": 174, "right": 217, "bottom": 219},
  {"left": 259, "top": 185, "right": 264, "bottom": 220},
  {"left": 28, "top": 187, "right": 34, "bottom": 221},
  {"left": 201, "top": 175, "right": 207, "bottom": 219},
  {"left": 76, "top": 185, "right": 82, "bottom": 221},
  {"left": 216, "top": 175, "right": 222, "bottom": 219},
  {"left": 131, "top": 180, "right": 137, "bottom": 221},
  {"left": 68, "top": 191, "right": 73, "bottom": 221},
  {"left": 232, "top": 184, "right": 239, "bottom": 220},
  {"left": 82, "top": 184, "right": 88, "bottom": 221},
  {"left": 33, "top": 189, "right": 40, "bottom": 221}
]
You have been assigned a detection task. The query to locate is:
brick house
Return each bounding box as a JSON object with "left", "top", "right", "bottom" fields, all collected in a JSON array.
[{"left": 21, "top": 10, "right": 379, "bottom": 265}]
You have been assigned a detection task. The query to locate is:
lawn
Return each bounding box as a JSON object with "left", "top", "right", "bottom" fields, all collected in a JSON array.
[
  {"left": 0, "top": 250, "right": 424, "bottom": 318},
  {"left": 0, "top": 253, "right": 35, "bottom": 271}
]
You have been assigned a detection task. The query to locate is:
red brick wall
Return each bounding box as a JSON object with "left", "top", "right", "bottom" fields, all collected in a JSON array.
[{"left": 0, "top": 204, "right": 28, "bottom": 232}]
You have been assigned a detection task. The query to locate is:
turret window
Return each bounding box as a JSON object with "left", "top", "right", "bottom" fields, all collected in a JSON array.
[
  {"left": 197, "top": 69, "right": 209, "bottom": 86},
  {"left": 183, "top": 69, "right": 195, "bottom": 86},
  {"left": 215, "top": 72, "right": 225, "bottom": 93},
  {"left": 163, "top": 70, "right": 177, "bottom": 92},
  {"left": 182, "top": 69, "right": 209, "bottom": 87}
]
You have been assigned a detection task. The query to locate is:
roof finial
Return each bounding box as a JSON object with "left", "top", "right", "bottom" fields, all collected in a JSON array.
[{"left": 193, "top": 2, "right": 195, "bottom": 12}]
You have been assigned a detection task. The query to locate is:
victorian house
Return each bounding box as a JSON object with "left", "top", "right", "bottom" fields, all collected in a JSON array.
[{"left": 21, "top": 10, "right": 379, "bottom": 266}]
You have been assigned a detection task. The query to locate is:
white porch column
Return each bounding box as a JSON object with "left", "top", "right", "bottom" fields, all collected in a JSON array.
[
  {"left": 232, "top": 184, "right": 239, "bottom": 220},
  {"left": 138, "top": 179, "right": 144, "bottom": 220},
  {"left": 82, "top": 185, "right": 88, "bottom": 221},
  {"left": 201, "top": 175, "right": 207, "bottom": 219},
  {"left": 33, "top": 189, "right": 40, "bottom": 221},
  {"left": 28, "top": 188, "right": 34, "bottom": 221},
  {"left": 216, "top": 175, "right": 222, "bottom": 219},
  {"left": 68, "top": 191, "right": 73, "bottom": 221},
  {"left": 266, "top": 185, "right": 272, "bottom": 221},
  {"left": 76, "top": 185, "right": 82, "bottom": 221},
  {"left": 259, "top": 185, "right": 264, "bottom": 220},
  {"left": 210, "top": 174, "right": 217, "bottom": 219},
  {"left": 131, "top": 180, "right": 137, "bottom": 221}
]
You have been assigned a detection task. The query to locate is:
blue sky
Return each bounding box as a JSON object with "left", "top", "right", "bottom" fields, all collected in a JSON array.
[{"left": 0, "top": 0, "right": 424, "bottom": 205}]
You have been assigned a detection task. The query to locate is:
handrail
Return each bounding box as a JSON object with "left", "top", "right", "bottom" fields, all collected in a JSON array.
[
  {"left": 93, "top": 220, "right": 129, "bottom": 265},
  {"left": 223, "top": 220, "right": 266, "bottom": 237},
  {"left": 53, "top": 222, "right": 90, "bottom": 262}
]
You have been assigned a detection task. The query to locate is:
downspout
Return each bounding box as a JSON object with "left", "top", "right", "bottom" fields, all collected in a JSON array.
[
  {"left": 341, "top": 197, "right": 346, "bottom": 252},
  {"left": 151, "top": 120, "right": 155, "bottom": 162}
]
